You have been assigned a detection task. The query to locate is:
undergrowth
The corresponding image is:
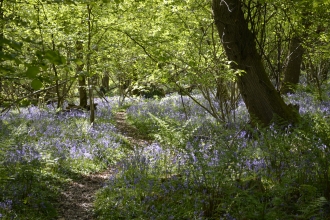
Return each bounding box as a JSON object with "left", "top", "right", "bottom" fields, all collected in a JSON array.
[
  {"left": 94, "top": 93, "right": 330, "bottom": 219},
  {"left": 1, "top": 93, "right": 330, "bottom": 219},
  {"left": 0, "top": 99, "right": 127, "bottom": 219}
]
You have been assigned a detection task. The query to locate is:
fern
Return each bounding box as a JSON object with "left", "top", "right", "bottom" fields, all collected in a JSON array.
[
  {"left": 148, "top": 113, "right": 195, "bottom": 151},
  {"left": 300, "top": 197, "right": 328, "bottom": 220}
]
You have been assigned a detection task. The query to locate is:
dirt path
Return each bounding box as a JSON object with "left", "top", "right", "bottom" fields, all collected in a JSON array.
[
  {"left": 55, "top": 110, "right": 148, "bottom": 220},
  {"left": 114, "top": 110, "right": 151, "bottom": 148},
  {"left": 56, "top": 170, "right": 115, "bottom": 220}
]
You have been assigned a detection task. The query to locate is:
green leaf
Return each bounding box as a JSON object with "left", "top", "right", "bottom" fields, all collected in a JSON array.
[
  {"left": 31, "top": 79, "right": 43, "bottom": 90},
  {"left": 10, "top": 41, "right": 23, "bottom": 51},
  {"left": 74, "top": 59, "right": 84, "bottom": 66},
  {"left": 14, "top": 59, "right": 22, "bottom": 65},
  {"left": 44, "top": 50, "right": 66, "bottom": 65},
  {"left": 0, "top": 38, "right": 23, "bottom": 50},
  {"left": 26, "top": 66, "right": 40, "bottom": 79}
]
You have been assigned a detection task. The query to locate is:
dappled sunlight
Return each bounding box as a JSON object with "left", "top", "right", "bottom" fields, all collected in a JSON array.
[
  {"left": 0, "top": 0, "right": 329, "bottom": 218},
  {"left": 1, "top": 92, "right": 330, "bottom": 219},
  {"left": 0, "top": 97, "right": 126, "bottom": 219},
  {"left": 93, "top": 92, "right": 330, "bottom": 219}
]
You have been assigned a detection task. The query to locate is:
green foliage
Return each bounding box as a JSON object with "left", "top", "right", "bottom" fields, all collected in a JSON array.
[
  {"left": 300, "top": 196, "right": 328, "bottom": 220},
  {"left": 25, "top": 66, "right": 40, "bottom": 79},
  {"left": 1, "top": 161, "right": 58, "bottom": 219},
  {"left": 31, "top": 78, "right": 43, "bottom": 90},
  {"left": 0, "top": 0, "right": 329, "bottom": 217},
  {"left": 43, "top": 50, "right": 66, "bottom": 65},
  {"left": 0, "top": 102, "right": 128, "bottom": 219},
  {"left": 149, "top": 113, "right": 194, "bottom": 151},
  {"left": 95, "top": 95, "right": 330, "bottom": 219},
  {"left": 0, "top": 127, "right": 57, "bottom": 219},
  {"left": 0, "top": 130, "right": 13, "bottom": 186}
]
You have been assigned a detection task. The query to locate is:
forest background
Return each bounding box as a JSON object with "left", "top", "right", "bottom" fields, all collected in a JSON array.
[{"left": 0, "top": 0, "right": 330, "bottom": 219}]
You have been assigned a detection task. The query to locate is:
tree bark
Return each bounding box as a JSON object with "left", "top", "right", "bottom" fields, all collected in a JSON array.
[
  {"left": 102, "top": 73, "right": 109, "bottom": 91},
  {"left": 281, "top": 36, "right": 304, "bottom": 94},
  {"left": 76, "top": 40, "right": 87, "bottom": 107},
  {"left": 78, "top": 76, "right": 87, "bottom": 107},
  {"left": 212, "top": 0, "right": 299, "bottom": 126},
  {"left": 51, "top": 34, "right": 63, "bottom": 109},
  {"left": 87, "top": 4, "right": 95, "bottom": 124},
  {"left": 0, "top": 0, "right": 3, "bottom": 98}
]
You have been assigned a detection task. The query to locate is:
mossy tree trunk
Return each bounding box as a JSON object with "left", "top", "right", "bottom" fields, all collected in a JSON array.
[{"left": 212, "top": 0, "right": 299, "bottom": 126}]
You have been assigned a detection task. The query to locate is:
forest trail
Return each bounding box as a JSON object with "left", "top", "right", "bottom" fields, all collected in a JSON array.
[
  {"left": 56, "top": 170, "right": 114, "bottom": 220},
  {"left": 114, "top": 110, "right": 151, "bottom": 148},
  {"left": 55, "top": 110, "right": 149, "bottom": 220}
]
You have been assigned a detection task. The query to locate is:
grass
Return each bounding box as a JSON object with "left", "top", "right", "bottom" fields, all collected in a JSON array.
[{"left": 0, "top": 91, "right": 330, "bottom": 219}]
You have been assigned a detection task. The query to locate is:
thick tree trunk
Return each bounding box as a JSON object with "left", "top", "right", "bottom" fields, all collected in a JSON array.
[
  {"left": 281, "top": 37, "right": 304, "bottom": 94},
  {"left": 76, "top": 40, "right": 87, "bottom": 107},
  {"left": 212, "top": 0, "right": 299, "bottom": 126}
]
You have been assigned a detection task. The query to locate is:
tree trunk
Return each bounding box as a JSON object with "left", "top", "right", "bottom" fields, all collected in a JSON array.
[
  {"left": 78, "top": 77, "right": 87, "bottom": 107},
  {"left": 102, "top": 73, "right": 109, "bottom": 91},
  {"left": 0, "top": 0, "right": 3, "bottom": 98},
  {"left": 281, "top": 37, "right": 304, "bottom": 94},
  {"left": 76, "top": 40, "right": 87, "bottom": 107},
  {"left": 87, "top": 4, "right": 95, "bottom": 124},
  {"left": 51, "top": 34, "right": 63, "bottom": 109},
  {"left": 212, "top": 0, "right": 299, "bottom": 126}
]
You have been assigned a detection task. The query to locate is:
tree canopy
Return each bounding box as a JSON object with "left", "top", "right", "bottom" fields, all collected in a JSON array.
[{"left": 0, "top": 0, "right": 329, "bottom": 125}]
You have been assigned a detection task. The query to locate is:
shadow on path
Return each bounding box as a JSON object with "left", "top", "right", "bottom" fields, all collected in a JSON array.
[
  {"left": 55, "top": 110, "right": 151, "bottom": 220},
  {"left": 114, "top": 110, "right": 151, "bottom": 147},
  {"left": 55, "top": 169, "right": 116, "bottom": 220}
]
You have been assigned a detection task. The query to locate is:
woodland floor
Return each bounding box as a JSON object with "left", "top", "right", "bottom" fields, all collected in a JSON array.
[{"left": 55, "top": 110, "right": 150, "bottom": 220}]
